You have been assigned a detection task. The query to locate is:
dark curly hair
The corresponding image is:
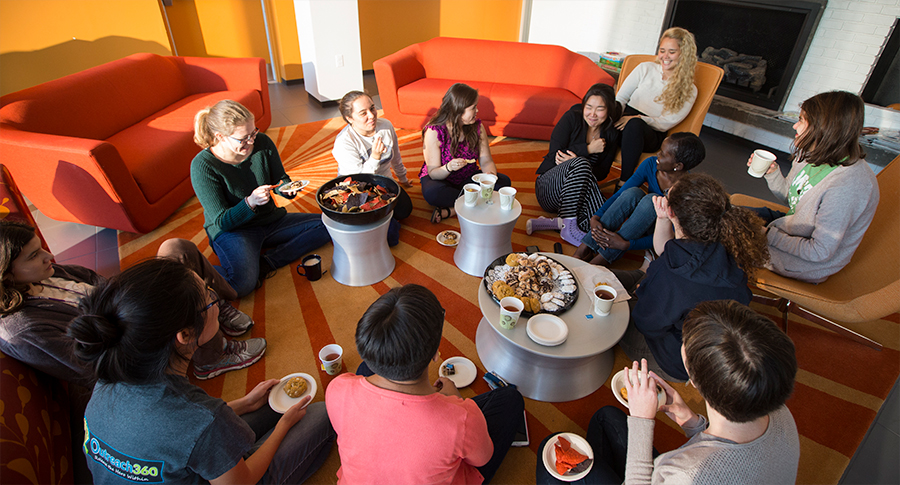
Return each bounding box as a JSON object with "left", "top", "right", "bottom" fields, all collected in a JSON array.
[{"left": 667, "top": 173, "right": 769, "bottom": 276}]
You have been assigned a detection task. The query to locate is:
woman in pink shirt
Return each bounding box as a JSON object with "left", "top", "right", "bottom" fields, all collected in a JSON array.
[{"left": 325, "top": 284, "right": 523, "bottom": 484}]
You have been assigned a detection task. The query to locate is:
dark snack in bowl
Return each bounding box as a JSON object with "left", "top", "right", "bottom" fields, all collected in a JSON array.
[{"left": 319, "top": 176, "right": 398, "bottom": 213}]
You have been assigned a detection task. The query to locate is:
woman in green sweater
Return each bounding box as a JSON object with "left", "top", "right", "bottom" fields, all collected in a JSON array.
[{"left": 190, "top": 100, "right": 331, "bottom": 297}]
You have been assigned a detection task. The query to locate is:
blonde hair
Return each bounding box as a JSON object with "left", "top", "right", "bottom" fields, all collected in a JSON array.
[
  {"left": 192, "top": 100, "right": 254, "bottom": 149},
  {"left": 656, "top": 27, "right": 697, "bottom": 115}
]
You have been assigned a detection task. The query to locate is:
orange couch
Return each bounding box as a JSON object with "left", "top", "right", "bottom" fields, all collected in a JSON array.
[
  {"left": 0, "top": 53, "right": 271, "bottom": 234},
  {"left": 374, "top": 37, "right": 614, "bottom": 140}
]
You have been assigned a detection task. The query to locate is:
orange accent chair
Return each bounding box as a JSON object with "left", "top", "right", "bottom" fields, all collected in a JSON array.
[
  {"left": 374, "top": 37, "right": 615, "bottom": 141},
  {"left": 605, "top": 54, "right": 724, "bottom": 186},
  {"left": 731, "top": 155, "right": 899, "bottom": 350},
  {"left": 0, "top": 53, "right": 271, "bottom": 234}
]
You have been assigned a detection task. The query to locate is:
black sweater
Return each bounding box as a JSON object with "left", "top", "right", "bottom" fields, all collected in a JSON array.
[{"left": 536, "top": 104, "right": 620, "bottom": 180}]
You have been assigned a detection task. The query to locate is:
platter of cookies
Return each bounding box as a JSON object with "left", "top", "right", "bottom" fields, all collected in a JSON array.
[
  {"left": 269, "top": 372, "right": 316, "bottom": 413},
  {"left": 482, "top": 252, "right": 578, "bottom": 316}
]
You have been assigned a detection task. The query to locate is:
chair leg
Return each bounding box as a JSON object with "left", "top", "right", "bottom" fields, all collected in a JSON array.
[
  {"left": 751, "top": 294, "right": 788, "bottom": 332},
  {"left": 598, "top": 177, "right": 620, "bottom": 191},
  {"left": 786, "top": 301, "right": 883, "bottom": 351}
]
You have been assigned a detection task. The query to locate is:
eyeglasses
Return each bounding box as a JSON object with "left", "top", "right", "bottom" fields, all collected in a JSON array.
[
  {"left": 200, "top": 286, "right": 224, "bottom": 314},
  {"left": 228, "top": 128, "right": 259, "bottom": 146}
]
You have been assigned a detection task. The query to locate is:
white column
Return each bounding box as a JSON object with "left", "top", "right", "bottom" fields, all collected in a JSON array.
[{"left": 293, "top": 0, "right": 364, "bottom": 102}]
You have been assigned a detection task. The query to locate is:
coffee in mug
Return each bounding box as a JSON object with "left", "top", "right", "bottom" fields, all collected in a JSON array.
[{"left": 296, "top": 254, "right": 323, "bottom": 281}]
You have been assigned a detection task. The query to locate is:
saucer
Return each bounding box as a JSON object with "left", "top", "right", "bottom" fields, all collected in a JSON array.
[
  {"left": 526, "top": 314, "right": 568, "bottom": 346},
  {"left": 436, "top": 230, "right": 460, "bottom": 247},
  {"left": 439, "top": 357, "right": 476, "bottom": 387}
]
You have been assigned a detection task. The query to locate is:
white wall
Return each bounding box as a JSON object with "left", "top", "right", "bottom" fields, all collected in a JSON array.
[
  {"left": 526, "top": 0, "right": 900, "bottom": 153},
  {"left": 294, "top": 0, "right": 363, "bottom": 102}
]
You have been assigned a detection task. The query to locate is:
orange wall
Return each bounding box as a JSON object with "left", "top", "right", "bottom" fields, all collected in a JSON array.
[
  {"left": 0, "top": 0, "right": 171, "bottom": 96},
  {"left": 269, "top": 0, "right": 304, "bottom": 81},
  {"left": 438, "top": 0, "right": 522, "bottom": 42},
  {"left": 163, "top": 0, "right": 270, "bottom": 60}
]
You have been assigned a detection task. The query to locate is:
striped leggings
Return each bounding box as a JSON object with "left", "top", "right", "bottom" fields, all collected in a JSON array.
[{"left": 534, "top": 157, "right": 605, "bottom": 232}]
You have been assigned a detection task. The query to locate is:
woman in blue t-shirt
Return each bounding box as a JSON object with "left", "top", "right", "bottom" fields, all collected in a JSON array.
[{"left": 69, "top": 258, "right": 334, "bottom": 484}]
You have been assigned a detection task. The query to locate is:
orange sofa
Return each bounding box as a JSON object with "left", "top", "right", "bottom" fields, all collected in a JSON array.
[
  {"left": 373, "top": 37, "right": 615, "bottom": 140},
  {"left": 0, "top": 53, "right": 271, "bottom": 234}
]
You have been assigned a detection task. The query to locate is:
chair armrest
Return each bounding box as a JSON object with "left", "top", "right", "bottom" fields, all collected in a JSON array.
[
  {"left": 730, "top": 193, "right": 787, "bottom": 212},
  {"left": 374, "top": 44, "right": 425, "bottom": 120}
]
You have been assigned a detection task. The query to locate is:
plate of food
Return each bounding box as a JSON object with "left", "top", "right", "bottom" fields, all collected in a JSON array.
[
  {"left": 436, "top": 230, "right": 460, "bottom": 247},
  {"left": 280, "top": 180, "right": 309, "bottom": 192},
  {"left": 611, "top": 369, "right": 666, "bottom": 410},
  {"left": 482, "top": 252, "right": 578, "bottom": 316},
  {"left": 269, "top": 372, "right": 317, "bottom": 414},
  {"left": 542, "top": 432, "right": 594, "bottom": 481},
  {"left": 439, "top": 356, "right": 476, "bottom": 388}
]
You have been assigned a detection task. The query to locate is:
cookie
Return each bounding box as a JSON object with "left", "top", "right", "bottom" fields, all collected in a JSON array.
[{"left": 283, "top": 376, "right": 308, "bottom": 398}]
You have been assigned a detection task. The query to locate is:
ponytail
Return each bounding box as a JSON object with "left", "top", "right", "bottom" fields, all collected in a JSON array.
[{"left": 192, "top": 100, "right": 255, "bottom": 149}]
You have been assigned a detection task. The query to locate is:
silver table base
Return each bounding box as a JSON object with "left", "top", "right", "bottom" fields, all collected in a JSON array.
[
  {"left": 454, "top": 192, "right": 522, "bottom": 276},
  {"left": 322, "top": 212, "right": 395, "bottom": 286}
]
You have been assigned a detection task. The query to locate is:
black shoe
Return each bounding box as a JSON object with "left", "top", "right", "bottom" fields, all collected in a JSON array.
[
  {"left": 553, "top": 242, "right": 563, "bottom": 254},
  {"left": 257, "top": 256, "right": 276, "bottom": 289}
]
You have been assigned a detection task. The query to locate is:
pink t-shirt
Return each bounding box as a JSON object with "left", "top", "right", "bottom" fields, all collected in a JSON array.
[{"left": 325, "top": 373, "right": 492, "bottom": 485}]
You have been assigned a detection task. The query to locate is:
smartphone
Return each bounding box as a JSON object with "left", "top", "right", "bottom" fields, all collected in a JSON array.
[
  {"left": 526, "top": 245, "right": 540, "bottom": 254},
  {"left": 512, "top": 410, "right": 529, "bottom": 447}
]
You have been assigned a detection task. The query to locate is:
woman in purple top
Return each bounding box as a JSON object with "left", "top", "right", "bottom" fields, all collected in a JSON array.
[{"left": 420, "top": 83, "right": 511, "bottom": 224}]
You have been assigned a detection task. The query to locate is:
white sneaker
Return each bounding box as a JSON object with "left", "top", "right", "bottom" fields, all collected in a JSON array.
[
  {"left": 218, "top": 301, "right": 253, "bottom": 337},
  {"left": 193, "top": 338, "right": 266, "bottom": 380}
]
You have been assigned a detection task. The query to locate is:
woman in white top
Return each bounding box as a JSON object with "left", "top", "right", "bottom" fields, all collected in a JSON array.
[
  {"left": 615, "top": 27, "right": 698, "bottom": 185},
  {"left": 333, "top": 91, "right": 412, "bottom": 216}
]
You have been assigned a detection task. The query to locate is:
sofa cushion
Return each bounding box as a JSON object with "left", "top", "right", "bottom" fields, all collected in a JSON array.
[
  {"left": 0, "top": 53, "right": 188, "bottom": 141},
  {"left": 0, "top": 352, "right": 73, "bottom": 485},
  {"left": 397, "top": 79, "right": 495, "bottom": 117},
  {"left": 107, "top": 89, "right": 263, "bottom": 204},
  {"left": 486, "top": 84, "right": 579, "bottom": 126}
]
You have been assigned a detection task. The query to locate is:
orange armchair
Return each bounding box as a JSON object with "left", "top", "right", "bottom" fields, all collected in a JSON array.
[
  {"left": 0, "top": 53, "right": 271, "bottom": 234},
  {"left": 731, "top": 155, "right": 900, "bottom": 350}
]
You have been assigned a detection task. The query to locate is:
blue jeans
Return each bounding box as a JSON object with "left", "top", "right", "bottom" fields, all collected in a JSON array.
[
  {"left": 211, "top": 213, "right": 331, "bottom": 297},
  {"left": 746, "top": 206, "right": 786, "bottom": 224},
  {"left": 241, "top": 402, "right": 336, "bottom": 484},
  {"left": 581, "top": 187, "right": 656, "bottom": 263}
]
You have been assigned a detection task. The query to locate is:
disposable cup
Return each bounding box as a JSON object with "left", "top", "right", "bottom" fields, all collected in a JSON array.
[
  {"left": 593, "top": 285, "right": 617, "bottom": 317},
  {"left": 499, "top": 187, "right": 517, "bottom": 210},
  {"left": 748, "top": 149, "right": 776, "bottom": 178},
  {"left": 463, "top": 183, "right": 480, "bottom": 207},
  {"left": 479, "top": 174, "right": 498, "bottom": 202},
  {"left": 318, "top": 344, "right": 343, "bottom": 375},
  {"left": 499, "top": 296, "right": 524, "bottom": 330}
]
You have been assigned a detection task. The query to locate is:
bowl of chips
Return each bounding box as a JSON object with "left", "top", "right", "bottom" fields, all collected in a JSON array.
[{"left": 317, "top": 174, "right": 400, "bottom": 225}]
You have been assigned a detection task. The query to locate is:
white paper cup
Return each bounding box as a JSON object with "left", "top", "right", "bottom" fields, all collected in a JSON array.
[
  {"left": 499, "top": 296, "right": 524, "bottom": 330},
  {"left": 318, "top": 344, "right": 343, "bottom": 375},
  {"left": 593, "top": 285, "right": 616, "bottom": 317},
  {"left": 748, "top": 149, "right": 776, "bottom": 178},
  {"left": 463, "top": 183, "right": 480, "bottom": 207},
  {"left": 479, "top": 174, "right": 498, "bottom": 201},
  {"left": 499, "top": 187, "right": 517, "bottom": 210}
]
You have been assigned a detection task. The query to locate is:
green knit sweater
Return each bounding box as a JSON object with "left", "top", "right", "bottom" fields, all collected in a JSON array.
[{"left": 190, "top": 133, "right": 295, "bottom": 242}]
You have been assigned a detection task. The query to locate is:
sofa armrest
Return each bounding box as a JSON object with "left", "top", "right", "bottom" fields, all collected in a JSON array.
[
  {"left": 563, "top": 54, "right": 615, "bottom": 98},
  {"left": 374, "top": 44, "right": 425, "bottom": 120},
  {"left": 174, "top": 56, "right": 271, "bottom": 130}
]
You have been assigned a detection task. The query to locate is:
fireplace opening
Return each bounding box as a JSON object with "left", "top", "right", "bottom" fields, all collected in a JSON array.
[{"left": 663, "top": 0, "right": 826, "bottom": 111}]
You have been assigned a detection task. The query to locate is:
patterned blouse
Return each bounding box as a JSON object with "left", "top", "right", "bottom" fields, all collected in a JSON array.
[{"left": 419, "top": 120, "right": 482, "bottom": 185}]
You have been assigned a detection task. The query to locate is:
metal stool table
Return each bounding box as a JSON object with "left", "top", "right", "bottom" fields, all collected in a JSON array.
[
  {"left": 454, "top": 192, "right": 521, "bottom": 276},
  {"left": 322, "top": 211, "right": 395, "bottom": 286}
]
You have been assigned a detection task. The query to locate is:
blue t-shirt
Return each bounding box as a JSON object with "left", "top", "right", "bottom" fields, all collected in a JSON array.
[
  {"left": 592, "top": 156, "right": 668, "bottom": 249},
  {"left": 83, "top": 376, "right": 254, "bottom": 484}
]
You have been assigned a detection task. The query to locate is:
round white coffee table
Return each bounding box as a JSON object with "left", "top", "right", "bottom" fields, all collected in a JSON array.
[
  {"left": 475, "top": 253, "right": 629, "bottom": 402},
  {"left": 322, "top": 211, "right": 395, "bottom": 286},
  {"left": 454, "top": 191, "right": 521, "bottom": 276}
]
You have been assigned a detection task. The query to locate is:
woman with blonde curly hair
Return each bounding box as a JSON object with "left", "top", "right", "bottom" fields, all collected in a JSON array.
[
  {"left": 612, "top": 173, "right": 768, "bottom": 382},
  {"left": 615, "top": 27, "right": 698, "bottom": 186}
]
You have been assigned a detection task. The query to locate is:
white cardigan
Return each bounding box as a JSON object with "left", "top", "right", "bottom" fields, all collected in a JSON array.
[
  {"left": 332, "top": 118, "right": 409, "bottom": 184},
  {"left": 616, "top": 62, "right": 697, "bottom": 132}
]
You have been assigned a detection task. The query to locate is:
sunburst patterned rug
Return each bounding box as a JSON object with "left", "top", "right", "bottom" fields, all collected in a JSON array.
[{"left": 118, "top": 118, "right": 899, "bottom": 484}]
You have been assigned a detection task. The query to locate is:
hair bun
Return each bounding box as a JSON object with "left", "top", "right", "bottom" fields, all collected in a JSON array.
[{"left": 68, "top": 313, "right": 123, "bottom": 361}]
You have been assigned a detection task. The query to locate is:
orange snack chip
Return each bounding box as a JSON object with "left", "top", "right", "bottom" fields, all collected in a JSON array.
[{"left": 554, "top": 436, "right": 588, "bottom": 475}]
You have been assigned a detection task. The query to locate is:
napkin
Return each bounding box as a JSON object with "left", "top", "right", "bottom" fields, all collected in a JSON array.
[{"left": 572, "top": 266, "right": 631, "bottom": 303}]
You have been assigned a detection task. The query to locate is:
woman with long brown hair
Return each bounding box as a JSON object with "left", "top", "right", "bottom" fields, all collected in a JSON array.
[{"left": 420, "top": 83, "right": 511, "bottom": 223}]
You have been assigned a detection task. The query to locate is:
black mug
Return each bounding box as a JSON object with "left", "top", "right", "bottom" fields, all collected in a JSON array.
[{"left": 296, "top": 254, "right": 323, "bottom": 281}]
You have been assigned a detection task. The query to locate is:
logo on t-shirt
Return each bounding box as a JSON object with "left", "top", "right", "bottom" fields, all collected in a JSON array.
[{"left": 84, "top": 418, "right": 165, "bottom": 482}]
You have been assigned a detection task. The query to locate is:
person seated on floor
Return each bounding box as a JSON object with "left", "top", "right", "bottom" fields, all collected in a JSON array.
[
  {"left": 325, "top": 284, "right": 524, "bottom": 484},
  {"left": 536, "top": 300, "right": 800, "bottom": 484},
  {"left": 69, "top": 258, "right": 335, "bottom": 484},
  {"left": 527, "top": 83, "right": 622, "bottom": 244},
  {"left": 612, "top": 173, "right": 768, "bottom": 382},
  {"left": 735, "top": 90, "right": 879, "bottom": 283},
  {"left": 572, "top": 132, "right": 705, "bottom": 262},
  {"left": 0, "top": 221, "right": 264, "bottom": 383},
  {"left": 420, "top": 83, "right": 512, "bottom": 224},
  {"left": 615, "top": 27, "right": 698, "bottom": 188},
  {"left": 191, "top": 99, "right": 331, "bottom": 297},
  {"left": 332, "top": 90, "right": 413, "bottom": 246}
]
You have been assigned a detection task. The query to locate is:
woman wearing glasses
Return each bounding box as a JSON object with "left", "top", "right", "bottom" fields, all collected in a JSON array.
[
  {"left": 191, "top": 100, "right": 331, "bottom": 298},
  {"left": 69, "top": 258, "right": 335, "bottom": 484}
]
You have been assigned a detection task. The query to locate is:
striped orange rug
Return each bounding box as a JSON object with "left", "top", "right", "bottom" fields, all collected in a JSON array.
[{"left": 118, "top": 118, "right": 899, "bottom": 484}]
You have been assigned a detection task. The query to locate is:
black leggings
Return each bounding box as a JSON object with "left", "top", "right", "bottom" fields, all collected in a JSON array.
[
  {"left": 619, "top": 106, "right": 667, "bottom": 182},
  {"left": 420, "top": 172, "right": 512, "bottom": 208}
]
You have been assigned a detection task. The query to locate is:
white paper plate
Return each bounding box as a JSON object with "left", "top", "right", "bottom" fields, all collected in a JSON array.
[
  {"left": 439, "top": 356, "right": 476, "bottom": 388},
  {"left": 268, "top": 372, "right": 316, "bottom": 414},
  {"left": 436, "top": 230, "right": 460, "bottom": 247},
  {"left": 611, "top": 369, "right": 666, "bottom": 410},
  {"left": 526, "top": 314, "right": 569, "bottom": 346},
  {"left": 542, "top": 432, "right": 594, "bottom": 481}
]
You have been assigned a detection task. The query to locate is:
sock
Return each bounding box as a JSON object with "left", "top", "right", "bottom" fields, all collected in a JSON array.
[
  {"left": 560, "top": 217, "right": 587, "bottom": 246},
  {"left": 387, "top": 219, "right": 400, "bottom": 247},
  {"left": 526, "top": 217, "right": 562, "bottom": 235}
]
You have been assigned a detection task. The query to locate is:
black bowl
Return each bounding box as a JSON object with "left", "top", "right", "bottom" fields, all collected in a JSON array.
[{"left": 316, "top": 173, "right": 400, "bottom": 225}]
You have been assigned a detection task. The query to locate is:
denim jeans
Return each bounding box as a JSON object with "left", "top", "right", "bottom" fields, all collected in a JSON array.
[
  {"left": 241, "top": 402, "right": 336, "bottom": 484},
  {"left": 535, "top": 406, "right": 659, "bottom": 484},
  {"left": 211, "top": 213, "right": 331, "bottom": 297},
  {"left": 582, "top": 187, "right": 657, "bottom": 263},
  {"left": 746, "top": 206, "right": 786, "bottom": 224}
]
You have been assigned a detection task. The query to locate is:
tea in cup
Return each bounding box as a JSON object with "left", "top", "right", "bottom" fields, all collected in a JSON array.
[
  {"left": 593, "top": 285, "right": 617, "bottom": 316},
  {"left": 499, "top": 296, "right": 524, "bottom": 330},
  {"left": 499, "top": 187, "right": 517, "bottom": 210},
  {"left": 318, "top": 344, "right": 343, "bottom": 375},
  {"left": 463, "top": 183, "right": 480, "bottom": 207}
]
